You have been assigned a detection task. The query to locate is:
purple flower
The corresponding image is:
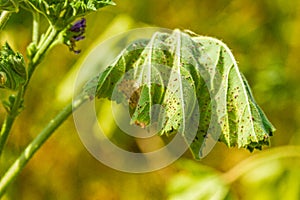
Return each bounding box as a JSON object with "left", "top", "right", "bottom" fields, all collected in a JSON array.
[
  {"left": 64, "top": 18, "right": 87, "bottom": 54},
  {"left": 74, "top": 35, "right": 85, "bottom": 41},
  {"left": 70, "top": 18, "right": 86, "bottom": 32},
  {"left": 73, "top": 49, "right": 81, "bottom": 54}
]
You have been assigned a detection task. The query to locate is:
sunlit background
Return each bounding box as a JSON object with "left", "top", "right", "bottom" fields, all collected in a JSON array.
[{"left": 1, "top": 0, "right": 300, "bottom": 199}]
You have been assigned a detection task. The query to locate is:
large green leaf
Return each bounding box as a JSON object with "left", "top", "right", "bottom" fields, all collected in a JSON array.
[{"left": 83, "top": 29, "right": 275, "bottom": 159}]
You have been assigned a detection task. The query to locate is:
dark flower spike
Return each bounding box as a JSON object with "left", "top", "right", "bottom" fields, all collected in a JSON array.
[
  {"left": 74, "top": 35, "right": 85, "bottom": 41},
  {"left": 70, "top": 18, "right": 86, "bottom": 32},
  {"left": 74, "top": 49, "right": 81, "bottom": 54},
  {"left": 64, "top": 18, "right": 87, "bottom": 54}
]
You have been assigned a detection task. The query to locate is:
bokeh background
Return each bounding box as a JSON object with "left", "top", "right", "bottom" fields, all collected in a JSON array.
[{"left": 1, "top": 0, "right": 300, "bottom": 199}]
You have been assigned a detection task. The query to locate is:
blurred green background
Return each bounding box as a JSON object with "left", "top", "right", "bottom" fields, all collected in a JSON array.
[{"left": 1, "top": 0, "right": 300, "bottom": 199}]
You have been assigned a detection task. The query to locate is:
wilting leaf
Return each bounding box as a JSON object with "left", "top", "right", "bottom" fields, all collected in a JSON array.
[
  {"left": 83, "top": 29, "right": 275, "bottom": 159},
  {"left": 191, "top": 36, "right": 275, "bottom": 157}
]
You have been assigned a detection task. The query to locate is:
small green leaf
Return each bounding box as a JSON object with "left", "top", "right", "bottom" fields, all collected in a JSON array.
[
  {"left": 83, "top": 29, "right": 276, "bottom": 159},
  {"left": 21, "top": 0, "right": 115, "bottom": 29},
  {"left": 0, "top": 0, "right": 20, "bottom": 12},
  {"left": 0, "top": 43, "right": 27, "bottom": 90},
  {"left": 2, "top": 94, "right": 23, "bottom": 114}
]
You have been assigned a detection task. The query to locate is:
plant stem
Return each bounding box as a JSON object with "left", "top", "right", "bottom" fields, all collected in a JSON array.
[
  {"left": 37, "top": 26, "right": 51, "bottom": 49},
  {"left": 0, "top": 11, "right": 11, "bottom": 31},
  {"left": 221, "top": 146, "right": 300, "bottom": 184},
  {"left": 0, "top": 86, "right": 25, "bottom": 155},
  {"left": 28, "top": 27, "right": 59, "bottom": 77},
  {"left": 0, "top": 94, "right": 89, "bottom": 198},
  {"left": 32, "top": 12, "right": 40, "bottom": 44},
  {"left": 0, "top": 116, "right": 14, "bottom": 155},
  {"left": 0, "top": 26, "right": 60, "bottom": 155}
]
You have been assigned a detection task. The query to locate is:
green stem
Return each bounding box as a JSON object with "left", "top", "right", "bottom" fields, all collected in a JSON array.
[
  {"left": 221, "top": 146, "right": 300, "bottom": 184},
  {"left": 0, "top": 26, "right": 60, "bottom": 155},
  {"left": 0, "top": 86, "right": 25, "bottom": 155},
  {"left": 32, "top": 12, "right": 40, "bottom": 44},
  {"left": 28, "top": 27, "right": 59, "bottom": 77},
  {"left": 0, "top": 11, "right": 11, "bottom": 31},
  {"left": 0, "top": 94, "right": 89, "bottom": 198},
  {"left": 0, "top": 116, "right": 14, "bottom": 155},
  {"left": 37, "top": 26, "right": 51, "bottom": 49}
]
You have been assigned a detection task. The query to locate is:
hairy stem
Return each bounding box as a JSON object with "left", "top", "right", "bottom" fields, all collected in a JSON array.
[
  {"left": 0, "top": 11, "right": 11, "bottom": 31},
  {"left": 222, "top": 146, "right": 300, "bottom": 184},
  {"left": 0, "top": 94, "right": 89, "bottom": 198}
]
